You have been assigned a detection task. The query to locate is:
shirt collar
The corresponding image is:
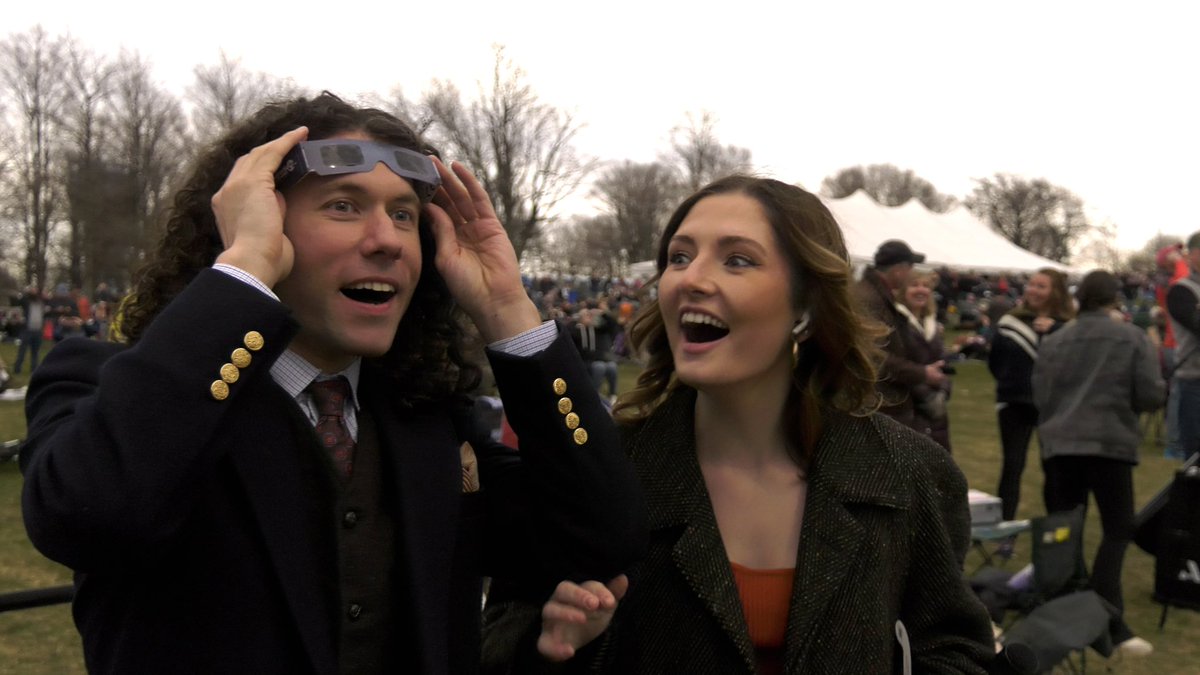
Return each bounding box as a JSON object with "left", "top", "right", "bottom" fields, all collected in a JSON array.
[{"left": 269, "top": 350, "right": 362, "bottom": 410}]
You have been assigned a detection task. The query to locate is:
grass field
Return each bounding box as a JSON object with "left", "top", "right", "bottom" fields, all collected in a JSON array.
[{"left": 0, "top": 342, "right": 1197, "bottom": 673}]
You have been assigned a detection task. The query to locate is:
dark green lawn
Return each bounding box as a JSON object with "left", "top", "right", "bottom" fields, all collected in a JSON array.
[
  {"left": 0, "top": 344, "right": 1195, "bottom": 673},
  {"left": 0, "top": 341, "right": 84, "bottom": 674}
]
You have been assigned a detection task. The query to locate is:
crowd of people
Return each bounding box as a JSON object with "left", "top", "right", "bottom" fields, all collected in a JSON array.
[
  {"left": 4, "top": 283, "right": 120, "bottom": 370},
  {"left": 7, "top": 90, "right": 1197, "bottom": 674}
]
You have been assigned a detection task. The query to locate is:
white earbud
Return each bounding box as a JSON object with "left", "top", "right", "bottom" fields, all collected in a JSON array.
[{"left": 792, "top": 311, "right": 812, "bottom": 338}]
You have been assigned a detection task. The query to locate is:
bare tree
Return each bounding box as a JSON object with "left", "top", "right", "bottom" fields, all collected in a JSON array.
[
  {"left": 535, "top": 214, "right": 624, "bottom": 278},
  {"left": 0, "top": 25, "right": 69, "bottom": 290},
  {"left": 665, "top": 111, "right": 752, "bottom": 194},
  {"left": 109, "top": 51, "right": 190, "bottom": 270},
  {"left": 60, "top": 39, "right": 116, "bottom": 288},
  {"left": 1072, "top": 219, "right": 1123, "bottom": 272},
  {"left": 1122, "top": 233, "right": 1184, "bottom": 273},
  {"left": 423, "top": 47, "right": 591, "bottom": 258},
  {"left": 188, "top": 51, "right": 306, "bottom": 142},
  {"left": 592, "top": 160, "right": 678, "bottom": 263},
  {"left": 1140, "top": 233, "right": 1185, "bottom": 257},
  {"left": 820, "top": 164, "right": 957, "bottom": 212},
  {"left": 362, "top": 86, "right": 434, "bottom": 136},
  {"left": 965, "top": 174, "right": 1091, "bottom": 263}
]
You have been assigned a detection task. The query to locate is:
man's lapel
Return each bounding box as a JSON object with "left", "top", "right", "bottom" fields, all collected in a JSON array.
[{"left": 230, "top": 381, "right": 338, "bottom": 675}]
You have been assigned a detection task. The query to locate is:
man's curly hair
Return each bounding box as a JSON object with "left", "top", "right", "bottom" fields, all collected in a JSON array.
[{"left": 120, "top": 92, "right": 480, "bottom": 403}]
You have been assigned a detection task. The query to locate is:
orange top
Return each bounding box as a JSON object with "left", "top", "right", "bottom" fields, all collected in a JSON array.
[{"left": 731, "top": 561, "right": 794, "bottom": 669}]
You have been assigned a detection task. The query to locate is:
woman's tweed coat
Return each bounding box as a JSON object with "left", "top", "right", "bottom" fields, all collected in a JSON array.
[{"left": 484, "top": 387, "right": 995, "bottom": 674}]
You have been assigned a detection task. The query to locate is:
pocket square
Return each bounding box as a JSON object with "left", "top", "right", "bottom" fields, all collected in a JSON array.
[{"left": 460, "top": 442, "right": 480, "bottom": 493}]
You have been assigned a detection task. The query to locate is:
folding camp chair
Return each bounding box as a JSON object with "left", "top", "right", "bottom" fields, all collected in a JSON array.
[{"left": 971, "top": 507, "right": 1115, "bottom": 674}]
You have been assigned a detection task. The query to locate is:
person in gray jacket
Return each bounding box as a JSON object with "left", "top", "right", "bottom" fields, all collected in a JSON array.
[{"left": 1032, "top": 269, "right": 1165, "bottom": 654}]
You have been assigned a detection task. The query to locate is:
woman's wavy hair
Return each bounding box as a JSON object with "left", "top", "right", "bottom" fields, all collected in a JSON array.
[
  {"left": 613, "top": 175, "right": 886, "bottom": 465},
  {"left": 1012, "top": 267, "right": 1075, "bottom": 323},
  {"left": 119, "top": 92, "right": 480, "bottom": 403}
]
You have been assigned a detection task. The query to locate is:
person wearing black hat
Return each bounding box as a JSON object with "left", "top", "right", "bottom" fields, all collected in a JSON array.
[{"left": 856, "top": 239, "right": 948, "bottom": 431}]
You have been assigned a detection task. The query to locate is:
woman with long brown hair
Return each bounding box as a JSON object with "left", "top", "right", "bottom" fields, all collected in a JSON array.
[
  {"left": 484, "top": 176, "right": 994, "bottom": 674},
  {"left": 988, "top": 269, "right": 1074, "bottom": 536}
]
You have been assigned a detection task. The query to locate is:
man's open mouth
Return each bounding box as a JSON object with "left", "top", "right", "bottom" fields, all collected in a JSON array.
[
  {"left": 681, "top": 312, "right": 729, "bottom": 343},
  {"left": 341, "top": 281, "right": 397, "bottom": 305}
]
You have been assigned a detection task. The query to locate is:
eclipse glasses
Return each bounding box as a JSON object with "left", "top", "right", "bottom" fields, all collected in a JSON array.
[{"left": 274, "top": 140, "right": 441, "bottom": 203}]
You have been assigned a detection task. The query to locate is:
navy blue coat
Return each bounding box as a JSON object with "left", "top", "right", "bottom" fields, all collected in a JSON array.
[{"left": 21, "top": 270, "right": 645, "bottom": 675}]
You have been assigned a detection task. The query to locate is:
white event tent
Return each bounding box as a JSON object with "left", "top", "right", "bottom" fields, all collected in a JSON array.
[
  {"left": 823, "top": 191, "right": 1072, "bottom": 273},
  {"left": 626, "top": 190, "right": 1071, "bottom": 280}
]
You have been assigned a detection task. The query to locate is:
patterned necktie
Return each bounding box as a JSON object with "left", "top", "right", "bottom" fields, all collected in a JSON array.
[{"left": 306, "top": 377, "right": 355, "bottom": 480}]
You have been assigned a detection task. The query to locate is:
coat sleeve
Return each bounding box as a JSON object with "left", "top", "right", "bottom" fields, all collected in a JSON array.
[
  {"left": 1131, "top": 330, "right": 1166, "bottom": 413},
  {"left": 1030, "top": 339, "right": 1053, "bottom": 414},
  {"left": 20, "top": 270, "right": 296, "bottom": 572},
  {"left": 902, "top": 442, "right": 996, "bottom": 674},
  {"left": 1167, "top": 284, "right": 1200, "bottom": 335},
  {"left": 474, "top": 326, "right": 647, "bottom": 591}
]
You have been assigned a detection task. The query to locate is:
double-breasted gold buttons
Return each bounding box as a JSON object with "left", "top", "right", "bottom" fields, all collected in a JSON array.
[
  {"left": 210, "top": 380, "right": 230, "bottom": 400},
  {"left": 573, "top": 428, "right": 588, "bottom": 445},
  {"left": 557, "top": 397, "right": 573, "bottom": 415},
  {"left": 220, "top": 363, "right": 240, "bottom": 384},
  {"left": 565, "top": 412, "right": 580, "bottom": 430},
  {"left": 553, "top": 378, "right": 567, "bottom": 396}
]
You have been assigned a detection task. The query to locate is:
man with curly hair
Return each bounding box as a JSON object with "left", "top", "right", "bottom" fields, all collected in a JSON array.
[{"left": 19, "top": 93, "right": 644, "bottom": 675}]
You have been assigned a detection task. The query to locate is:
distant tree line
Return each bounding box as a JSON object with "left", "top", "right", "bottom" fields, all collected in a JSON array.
[
  {"left": 0, "top": 28, "right": 305, "bottom": 295},
  {"left": 0, "top": 26, "right": 1163, "bottom": 299}
]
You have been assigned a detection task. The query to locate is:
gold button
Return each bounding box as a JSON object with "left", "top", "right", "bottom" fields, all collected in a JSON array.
[
  {"left": 557, "top": 397, "right": 573, "bottom": 415},
  {"left": 244, "top": 331, "right": 264, "bottom": 351},
  {"left": 210, "top": 380, "right": 230, "bottom": 400},
  {"left": 565, "top": 412, "right": 580, "bottom": 430},
  {"left": 552, "top": 378, "right": 567, "bottom": 396},
  {"left": 231, "top": 348, "right": 252, "bottom": 369},
  {"left": 220, "top": 363, "right": 240, "bottom": 384},
  {"left": 573, "top": 428, "right": 588, "bottom": 445}
]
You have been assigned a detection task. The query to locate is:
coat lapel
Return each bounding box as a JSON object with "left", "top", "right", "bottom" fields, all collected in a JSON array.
[
  {"left": 783, "top": 413, "right": 911, "bottom": 671},
  {"left": 230, "top": 380, "right": 338, "bottom": 675},
  {"left": 634, "top": 393, "right": 914, "bottom": 674},
  {"left": 631, "top": 389, "right": 758, "bottom": 673}
]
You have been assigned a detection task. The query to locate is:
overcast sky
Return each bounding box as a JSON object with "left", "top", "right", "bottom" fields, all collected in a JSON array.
[{"left": 8, "top": 0, "right": 1199, "bottom": 253}]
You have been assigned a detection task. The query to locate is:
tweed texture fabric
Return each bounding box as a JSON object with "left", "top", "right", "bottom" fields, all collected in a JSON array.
[{"left": 483, "top": 386, "right": 995, "bottom": 674}]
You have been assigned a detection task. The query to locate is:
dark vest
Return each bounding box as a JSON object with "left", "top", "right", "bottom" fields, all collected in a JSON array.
[{"left": 331, "top": 407, "right": 399, "bottom": 675}]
